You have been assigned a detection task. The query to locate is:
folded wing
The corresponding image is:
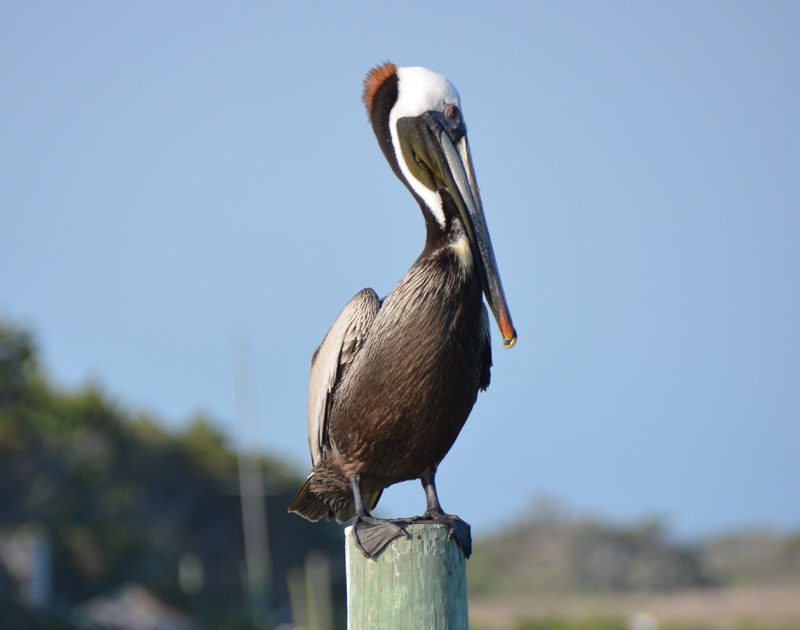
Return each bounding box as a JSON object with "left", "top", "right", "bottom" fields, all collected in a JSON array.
[{"left": 307, "top": 288, "right": 381, "bottom": 467}]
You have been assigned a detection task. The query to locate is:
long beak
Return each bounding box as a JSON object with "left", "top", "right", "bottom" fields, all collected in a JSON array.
[{"left": 404, "top": 114, "right": 517, "bottom": 348}]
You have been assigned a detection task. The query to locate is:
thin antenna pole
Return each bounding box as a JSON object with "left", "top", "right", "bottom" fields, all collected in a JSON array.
[{"left": 232, "top": 336, "right": 272, "bottom": 626}]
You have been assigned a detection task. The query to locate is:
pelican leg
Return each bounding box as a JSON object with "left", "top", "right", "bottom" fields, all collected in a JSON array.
[
  {"left": 349, "top": 474, "right": 405, "bottom": 558},
  {"left": 413, "top": 473, "right": 472, "bottom": 558}
]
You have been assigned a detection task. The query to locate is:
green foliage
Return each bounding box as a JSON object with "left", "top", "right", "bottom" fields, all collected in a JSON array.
[
  {"left": 469, "top": 503, "right": 708, "bottom": 596},
  {"left": 0, "top": 597, "right": 82, "bottom": 630},
  {"left": 0, "top": 320, "right": 344, "bottom": 629},
  {"left": 702, "top": 530, "right": 800, "bottom": 586},
  {"left": 0, "top": 322, "right": 37, "bottom": 398},
  {"left": 469, "top": 500, "right": 800, "bottom": 597},
  {"left": 178, "top": 414, "right": 238, "bottom": 478}
]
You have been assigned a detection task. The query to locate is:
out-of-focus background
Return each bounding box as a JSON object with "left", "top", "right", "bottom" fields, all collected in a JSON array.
[{"left": 2, "top": 2, "right": 798, "bottom": 629}]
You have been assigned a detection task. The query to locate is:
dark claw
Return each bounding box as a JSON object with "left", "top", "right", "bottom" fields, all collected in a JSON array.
[
  {"left": 407, "top": 511, "right": 472, "bottom": 558},
  {"left": 446, "top": 517, "right": 472, "bottom": 558},
  {"left": 352, "top": 515, "right": 406, "bottom": 558}
]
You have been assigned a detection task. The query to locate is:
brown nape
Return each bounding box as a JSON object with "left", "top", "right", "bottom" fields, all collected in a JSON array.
[{"left": 362, "top": 61, "right": 397, "bottom": 116}]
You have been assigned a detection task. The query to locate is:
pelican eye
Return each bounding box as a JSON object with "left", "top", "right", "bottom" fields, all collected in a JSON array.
[{"left": 445, "top": 104, "right": 459, "bottom": 120}]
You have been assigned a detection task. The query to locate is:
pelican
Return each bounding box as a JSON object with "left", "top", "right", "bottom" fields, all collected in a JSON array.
[{"left": 288, "top": 62, "right": 516, "bottom": 558}]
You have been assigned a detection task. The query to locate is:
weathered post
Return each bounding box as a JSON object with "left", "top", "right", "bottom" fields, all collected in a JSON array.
[{"left": 345, "top": 522, "right": 468, "bottom": 629}]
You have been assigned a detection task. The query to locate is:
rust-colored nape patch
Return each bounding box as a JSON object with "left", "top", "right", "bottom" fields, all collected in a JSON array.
[{"left": 362, "top": 61, "right": 397, "bottom": 116}]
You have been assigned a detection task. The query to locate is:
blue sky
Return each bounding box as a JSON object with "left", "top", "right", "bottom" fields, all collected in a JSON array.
[{"left": 2, "top": 1, "right": 798, "bottom": 539}]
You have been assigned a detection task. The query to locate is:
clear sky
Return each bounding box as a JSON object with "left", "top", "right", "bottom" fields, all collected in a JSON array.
[{"left": 2, "top": 1, "right": 798, "bottom": 539}]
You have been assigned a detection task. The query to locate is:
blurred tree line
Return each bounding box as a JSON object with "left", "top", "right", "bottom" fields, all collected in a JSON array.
[
  {"left": 0, "top": 321, "right": 344, "bottom": 628},
  {"left": 470, "top": 500, "right": 800, "bottom": 596}
]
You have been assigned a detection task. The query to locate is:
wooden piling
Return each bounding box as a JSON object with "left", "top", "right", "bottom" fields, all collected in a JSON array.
[{"left": 345, "top": 522, "right": 468, "bottom": 629}]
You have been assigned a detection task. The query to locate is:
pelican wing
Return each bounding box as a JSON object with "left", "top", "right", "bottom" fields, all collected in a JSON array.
[{"left": 307, "top": 288, "right": 381, "bottom": 467}]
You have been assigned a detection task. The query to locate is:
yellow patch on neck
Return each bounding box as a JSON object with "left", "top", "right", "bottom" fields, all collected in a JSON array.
[{"left": 451, "top": 233, "right": 473, "bottom": 272}]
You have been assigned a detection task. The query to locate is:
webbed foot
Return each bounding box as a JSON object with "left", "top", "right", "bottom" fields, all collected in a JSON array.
[
  {"left": 352, "top": 515, "right": 406, "bottom": 558},
  {"left": 410, "top": 510, "right": 472, "bottom": 558}
]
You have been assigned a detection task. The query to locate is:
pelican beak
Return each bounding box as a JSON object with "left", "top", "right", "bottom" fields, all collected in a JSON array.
[{"left": 397, "top": 112, "right": 517, "bottom": 348}]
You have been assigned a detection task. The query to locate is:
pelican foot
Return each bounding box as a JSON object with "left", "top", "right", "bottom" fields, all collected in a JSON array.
[
  {"left": 352, "top": 515, "right": 406, "bottom": 558},
  {"left": 408, "top": 511, "right": 472, "bottom": 558}
]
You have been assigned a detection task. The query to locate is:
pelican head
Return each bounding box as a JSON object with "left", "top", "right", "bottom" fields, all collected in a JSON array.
[{"left": 363, "top": 62, "right": 517, "bottom": 348}]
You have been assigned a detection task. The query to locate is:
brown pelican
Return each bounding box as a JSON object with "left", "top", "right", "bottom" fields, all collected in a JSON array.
[{"left": 289, "top": 62, "right": 516, "bottom": 558}]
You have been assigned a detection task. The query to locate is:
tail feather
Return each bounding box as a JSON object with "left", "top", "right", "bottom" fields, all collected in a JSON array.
[
  {"left": 288, "top": 476, "right": 331, "bottom": 522},
  {"left": 288, "top": 475, "right": 384, "bottom": 524}
]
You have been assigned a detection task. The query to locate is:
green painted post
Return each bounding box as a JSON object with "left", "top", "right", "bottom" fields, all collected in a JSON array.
[{"left": 345, "top": 522, "right": 468, "bottom": 629}]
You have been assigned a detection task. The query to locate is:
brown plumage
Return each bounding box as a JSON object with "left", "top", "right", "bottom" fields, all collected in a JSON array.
[{"left": 289, "top": 227, "right": 491, "bottom": 522}]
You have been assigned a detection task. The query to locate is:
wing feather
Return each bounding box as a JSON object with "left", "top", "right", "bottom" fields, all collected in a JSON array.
[{"left": 307, "top": 288, "right": 381, "bottom": 467}]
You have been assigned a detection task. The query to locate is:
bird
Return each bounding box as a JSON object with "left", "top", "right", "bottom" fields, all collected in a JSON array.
[{"left": 288, "top": 62, "right": 516, "bottom": 559}]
